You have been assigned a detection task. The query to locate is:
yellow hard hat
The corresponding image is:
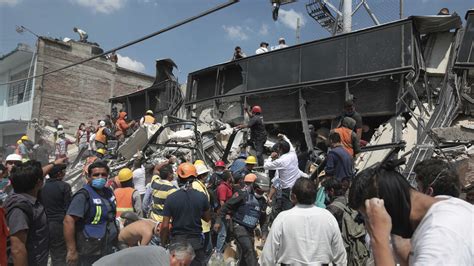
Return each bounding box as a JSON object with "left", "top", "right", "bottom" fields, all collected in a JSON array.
[
  {"left": 21, "top": 135, "right": 29, "bottom": 141},
  {"left": 96, "top": 148, "right": 106, "bottom": 155},
  {"left": 17, "top": 140, "right": 22, "bottom": 145},
  {"left": 194, "top": 160, "right": 205, "bottom": 166},
  {"left": 146, "top": 110, "right": 154, "bottom": 115},
  {"left": 118, "top": 168, "right": 133, "bottom": 182},
  {"left": 244, "top": 156, "right": 257, "bottom": 165}
]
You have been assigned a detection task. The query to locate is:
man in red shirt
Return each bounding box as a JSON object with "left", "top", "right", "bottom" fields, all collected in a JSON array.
[{"left": 214, "top": 171, "right": 233, "bottom": 253}]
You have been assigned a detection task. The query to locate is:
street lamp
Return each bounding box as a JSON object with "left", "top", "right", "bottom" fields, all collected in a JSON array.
[{"left": 15, "top": 25, "right": 40, "bottom": 38}]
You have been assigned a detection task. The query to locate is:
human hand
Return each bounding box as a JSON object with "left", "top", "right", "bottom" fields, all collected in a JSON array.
[
  {"left": 66, "top": 249, "right": 79, "bottom": 266},
  {"left": 54, "top": 157, "right": 68, "bottom": 165},
  {"left": 271, "top": 152, "right": 279, "bottom": 159},
  {"left": 365, "top": 198, "right": 392, "bottom": 243}
]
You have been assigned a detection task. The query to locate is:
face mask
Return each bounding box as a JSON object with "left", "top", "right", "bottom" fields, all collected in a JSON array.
[
  {"left": 215, "top": 171, "right": 223, "bottom": 175},
  {"left": 91, "top": 178, "right": 106, "bottom": 189}
]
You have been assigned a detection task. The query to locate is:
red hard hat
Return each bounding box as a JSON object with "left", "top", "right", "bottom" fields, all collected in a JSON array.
[
  {"left": 215, "top": 160, "right": 225, "bottom": 168},
  {"left": 251, "top": 106, "right": 262, "bottom": 114}
]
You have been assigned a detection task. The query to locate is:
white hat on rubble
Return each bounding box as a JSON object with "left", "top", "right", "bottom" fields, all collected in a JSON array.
[
  {"left": 6, "top": 154, "right": 22, "bottom": 162},
  {"left": 195, "top": 164, "right": 210, "bottom": 176}
]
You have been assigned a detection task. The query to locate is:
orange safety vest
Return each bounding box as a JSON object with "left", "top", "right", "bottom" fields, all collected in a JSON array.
[
  {"left": 95, "top": 127, "right": 107, "bottom": 144},
  {"left": 143, "top": 115, "right": 155, "bottom": 124},
  {"left": 334, "top": 127, "right": 354, "bottom": 157},
  {"left": 114, "top": 187, "right": 135, "bottom": 217}
]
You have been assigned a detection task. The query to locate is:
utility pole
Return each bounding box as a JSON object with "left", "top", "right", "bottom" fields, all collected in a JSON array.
[
  {"left": 400, "top": 0, "right": 403, "bottom": 19},
  {"left": 342, "top": 0, "right": 352, "bottom": 33},
  {"left": 296, "top": 17, "right": 301, "bottom": 44}
]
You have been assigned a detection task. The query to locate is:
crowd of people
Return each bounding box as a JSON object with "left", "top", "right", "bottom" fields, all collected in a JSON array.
[
  {"left": 0, "top": 101, "right": 473, "bottom": 266},
  {"left": 232, "top": 37, "right": 289, "bottom": 60}
]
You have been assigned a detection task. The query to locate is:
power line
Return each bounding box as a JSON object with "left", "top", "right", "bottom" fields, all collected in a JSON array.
[{"left": 0, "top": 0, "right": 239, "bottom": 86}]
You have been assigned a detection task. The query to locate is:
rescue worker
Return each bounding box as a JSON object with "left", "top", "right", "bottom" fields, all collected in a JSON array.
[
  {"left": 192, "top": 163, "right": 212, "bottom": 255},
  {"left": 333, "top": 100, "right": 363, "bottom": 139},
  {"left": 95, "top": 121, "right": 114, "bottom": 150},
  {"left": 333, "top": 117, "right": 361, "bottom": 158},
  {"left": 233, "top": 155, "right": 257, "bottom": 186},
  {"left": 140, "top": 110, "right": 156, "bottom": 127},
  {"left": 115, "top": 112, "right": 135, "bottom": 141},
  {"left": 160, "top": 163, "right": 211, "bottom": 266},
  {"left": 16, "top": 135, "right": 32, "bottom": 160},
  {"left": 237, "top": 106, "right": 267, "bottom": 166},
  {"left": 64, "top": 161, "right": 118, "bottom": 266},
  {"left": 208, "top": 160, "right": 226, "bottom": 191},
  {"left": 217, "top": 173, "right": 262, "bottom": 266},
  {"left": 149, "top": 164, "right": 177, "bottom": 222},
  {"left": 55, "top": 131, "right": 74, "bottom": 159},
  {"left": 114, "top": 168, "right": 143, "bottom": 218},
  {"left": 82, "top": 148, "right": 106, "bottom": 178}
]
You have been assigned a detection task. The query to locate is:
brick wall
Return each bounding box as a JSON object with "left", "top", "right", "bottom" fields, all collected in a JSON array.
[{"left": 31, "top": 38, "right": 154, "bottom": 135}]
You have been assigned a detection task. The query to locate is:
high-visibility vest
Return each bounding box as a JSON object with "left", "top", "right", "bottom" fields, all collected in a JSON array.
[
  {"left": 144, "top": 115, "right": 155, "bottom": 124},
  {"left": 114, "top": 187, "right": 135, "bottom": 217},
  {"left": 95, "top": 127, "right": 107, "bottom": 144},
  {"left": 334, "top": 127, "right": 354, "bottom": 157}
]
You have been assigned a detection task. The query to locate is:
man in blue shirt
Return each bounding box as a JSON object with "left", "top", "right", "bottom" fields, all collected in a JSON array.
[{"left": 325, "top": 132, "right": 354, "bottom": 185}]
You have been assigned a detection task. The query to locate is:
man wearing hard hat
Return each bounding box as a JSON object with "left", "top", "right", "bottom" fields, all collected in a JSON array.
[
  {"left": 114, "top": 168, "right": 142, "bottom": 218},
  {"left": 140, "top": 110, "right": 156, "bottom": 127},
  {"left": 16, "top": 135, "right": 32, "bottom": 161}
]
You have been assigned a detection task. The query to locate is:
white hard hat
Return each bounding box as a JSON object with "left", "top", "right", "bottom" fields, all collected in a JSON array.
[
  {"left": 57, "top": 125, "right": 64, "bottom": 129},
  {"left": 6, "top": 154, "right": 22, "bottom": 162},
  {"left": 99, "top": 121, "right": 106, "bottom": 127},
  {"left": 195, "top": 164, "right": 210, "bottom": 176}
]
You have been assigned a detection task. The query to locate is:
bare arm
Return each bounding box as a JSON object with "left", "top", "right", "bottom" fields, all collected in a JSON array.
[
  {"left": 42, "top": 157, "right": 68, "bottom": 177},
  {"left": 365, "top": 198, "right": 395, "bottom": 266},
  {"left": 10, "top": 230, "right": 28, "bottom": 266},
  {"left": 202, "top": 209, "right": 211, "bottom": 223},
  {"left": 64, "top": 215, "right": 79, "bottom": 266}
]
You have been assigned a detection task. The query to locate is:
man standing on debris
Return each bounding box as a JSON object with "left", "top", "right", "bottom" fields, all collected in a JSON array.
[
  {"left": 261, "top": 178, "right": 347, "bottom": 265},
  {"left": 274, "top": 37, "right": 288, "bottom": 50},
  {"left": 333, "top": 117, "right": 361, "bottom": 158},
  {"left": 232, "top": 46, "right": 247, "bottom": 60},
  {"left": 16, "top": 135, "right": 33, "bottom": 160},
  {"left": 207, "top": 160, "right": 226, "bottom": 191},
  {"left": 114, "top": 168, "right": 143, "bottom": 218},
  {"left": 41, "top": 163, "right": 72, "bottom": 266},
  {"left": 140, "top": 110, "right": 156, "bottom": 127},
  {"left": 95, "top": 121, "right": 114, "bottom": 150},
  {"left": 237, "top": 105, "right": 267, "bottom": 166},
  {"left": 324, "top": 132, "right": 354, "bottom": 185},
  {"left": 217, "top": 173, "right": 262, "bottom": 265},
  {"left": 333, "top": 100, "right": 363, "bottom": 139},
  {"left": 256, "top": 42, "right": 269, "bottom": 54},
  {"left": 160, "top": 163, "right": 211, "bottom": 265},
  {"left": 76, "top": 123, "right": 89, "bottom": 153},
  {"left": 149, "top": 163, "right": 177, "bottom": 222},
  {"left": 115, "top": 112, "right": 135, "bottom": 141},
  {"left": 73, "top": 27, "right": 88, "bottom": 42},
  {"left": 55, "top": 131, "right": 74, "bottom": 160},
  {"left": 64, "top": 161, "right": 118, "bottom": 265}
]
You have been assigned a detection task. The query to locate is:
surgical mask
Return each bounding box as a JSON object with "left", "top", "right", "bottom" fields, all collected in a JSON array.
[
  {"left": 91, "top": 178, "right": 106, "bottom": 189},
  {"left": 215, "top": 171, "right": 223, "bottom": 175}
]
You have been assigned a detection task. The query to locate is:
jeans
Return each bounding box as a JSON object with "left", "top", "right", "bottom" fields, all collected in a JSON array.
[
  {"left": 233, "top": 224, "right": 258, "bottom": 266},
  {"left": 215, "top": 222, "right": 226, "bottom": 253},
  {"left": 253, "top": 139, "right": 266, "bottom": 166},
  {"left": 49, "top": 221, "right": 67, "bottom": 266},
  {"left": 271, "top": 188, "right": 294, "bottom": 221}
]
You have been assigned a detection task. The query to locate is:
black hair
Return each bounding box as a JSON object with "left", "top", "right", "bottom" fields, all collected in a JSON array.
[
  {"left": 78, "top": 123, "right": 85, "bottom": 129},
  {"left": 121, "top": 179, "right": 134, "bottom": 188},
  {"left": 159, "top": 164, "right": 174, "bottom": 180},
  {"left": 88, "top": 160, "right": 110, "bottom": 177},
  {"left": 348, "top": 162, "right": 414, "bottom": 238},
  {"left": 10, "top": 160, "right": 44, "bottom": 193},
  {"left": 221, "top": 170, "right": 232, "bottom": 182},
  {"left": 291, "top": 178, "right": 316, "bottom": 205},
  {"left": 322, "top": 178, "right": 345, "bottom": 197},
  {"left": 278, "top": 140, "right": 290, "bottom": 154},
  {"left": 328, "top": 131, "right": 341, "bottom": 144},
  {"left": 414, "top": 159, "right": 460, "bottom": 197},
  {"left": 49, "top": 164, "right": 67, "bottom": 179},
  {"left": 235, "top": 46, "right": 241, "bottom": 50}
]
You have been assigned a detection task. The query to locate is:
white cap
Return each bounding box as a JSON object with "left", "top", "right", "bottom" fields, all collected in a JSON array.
[
  {"left": 99, "top": 121, "right": 106, "bottom": 127},
  {"left": 6, "top": 154, "right": 22, "bottom": 162},
  {"left": 57, "top": 125, "right": 64, "bottom": 129},
  {"left": 279, "top": 37, "right": 285, "bottom": 42},
  {"left": 195, "top": 164, "right": 210, "bottom": 176}
]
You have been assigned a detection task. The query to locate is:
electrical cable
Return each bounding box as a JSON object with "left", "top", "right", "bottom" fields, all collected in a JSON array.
[{"left": 0, "top": 0, "right": 239, "bottom": 86}]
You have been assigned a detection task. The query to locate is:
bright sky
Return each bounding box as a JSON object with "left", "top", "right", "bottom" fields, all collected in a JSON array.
[{"left": 0, "top": 0, "right": 472, "bottom": 82}]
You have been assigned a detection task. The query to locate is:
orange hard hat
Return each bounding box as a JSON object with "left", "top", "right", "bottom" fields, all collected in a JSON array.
[
  {"left": 244, "top": 173, "right": 257, "bottom": 183},
  {"left": 177, "top": 163, "right": 197, "bottom": 179}
]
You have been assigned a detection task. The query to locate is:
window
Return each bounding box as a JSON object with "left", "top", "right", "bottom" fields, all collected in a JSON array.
[{"left": 8, "top": 69, "right": 32, "bottom": 106}]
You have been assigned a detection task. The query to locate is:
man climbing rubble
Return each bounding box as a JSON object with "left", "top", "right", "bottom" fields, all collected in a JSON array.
[
  {"left": 237, "top": 105, "right": 267, "bottom": 166},
  {"left": 115, "top": 112, "right": 136, "bottom": 141},
  {"left": 333, "top": 117, "right": 361, "bottom": 158},
  {"left": 114, "top": 168, "right": 142, "bottom": 218},
  {"left": 95, "top": 121, "right": 114, "bottom": 150},
  {"left": 140, "top": 110, "right": 156, "bottom": 127},
  {"left": 55, "top": 131, "right": 74, "bottom": 159},
  {"left": 333, "top": 100, "right": 363, "bottom": 140}
]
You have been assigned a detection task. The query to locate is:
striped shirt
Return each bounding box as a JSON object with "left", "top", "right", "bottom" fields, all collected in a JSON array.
[{"left": 150, "top": 178, "right": 176, "bottom": 222}]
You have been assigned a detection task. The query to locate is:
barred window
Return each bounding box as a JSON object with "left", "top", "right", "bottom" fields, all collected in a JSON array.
[{"left": 8, "top": 69, "right": 32, "bottom": 106}]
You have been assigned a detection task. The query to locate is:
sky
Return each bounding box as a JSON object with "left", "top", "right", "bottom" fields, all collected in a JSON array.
[{"left": 0, "top": 0, "right": 472, "bottom": 82}]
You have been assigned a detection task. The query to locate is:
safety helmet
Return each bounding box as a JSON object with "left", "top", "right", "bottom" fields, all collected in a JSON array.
[
  {"left": 6, "top": 154, "right": 22, "bottom": 162},
  {"left": 99, "top": 121, "right": 106, "bottom": 127},
  {"left": 20, "top": 135, "right": 29, "bottom": 141},
  {"left": 244, "top": 173, "right": 257, "bottom": 183},
  {"left": 57, "top": 125, "right": 64, "bottom": 129},
  {"left": 118, "top": 168, "right": 133, "bottom": 182},
  {"left": 194, "top": 160, "right": 205, "bottom": 166},
  {"left": 96, "top": 148, "right": 106, "bottom": 155},
  {"left": 16, "top": 140, "right": 22, "bottom": 145},
  {"left": 146, "top": 110, "right": 154, "bottom": 115},
  {"left": 177, "top": 163, "right": 197, "bottom": 179},
  {"left": 251, "top": 106, "right": 262, "bottom": 114},
  {"left": 195, "top": 164, "right": 210, "bottom": 176},
  {"left": 215, "top": 160, "right": 225, "bottom": 168},
  {"left": 244, "top": 156, "right": 257, "bottom": 165}
]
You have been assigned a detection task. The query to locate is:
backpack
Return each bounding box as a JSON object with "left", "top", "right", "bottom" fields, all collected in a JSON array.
[{"left": 331, "top": 201, "right": 369, "bottom": 266}]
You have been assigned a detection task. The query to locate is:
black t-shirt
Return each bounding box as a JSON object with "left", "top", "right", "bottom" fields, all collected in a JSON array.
[
  {"left": 163, "top": 188, "right": 209, "bottom": 236},
  {"left": 332, "top": 111, "right": 363, "bottom": 130},
  {"left": 248, "top": 115, "right": 267, "bottom": 141},
  {"left": 41, "top": 178, "right": 72, "bottom": 223}
]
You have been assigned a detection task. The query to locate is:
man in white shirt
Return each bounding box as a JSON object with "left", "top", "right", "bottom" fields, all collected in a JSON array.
[
  {"left": 256, "top": 42, "right": 269, "bottom": 54},
  {"left": 349, "top": 164, "right": 474, "bottom": 266},
  {"left": 73, "top": 27, "right": 88, "bottom": 42},
  {"left": 261, "top": 178, "right": 347, "bottom": 265},
  {"left": 273, "top": 37, "right": 288, "bottom": 50}
]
